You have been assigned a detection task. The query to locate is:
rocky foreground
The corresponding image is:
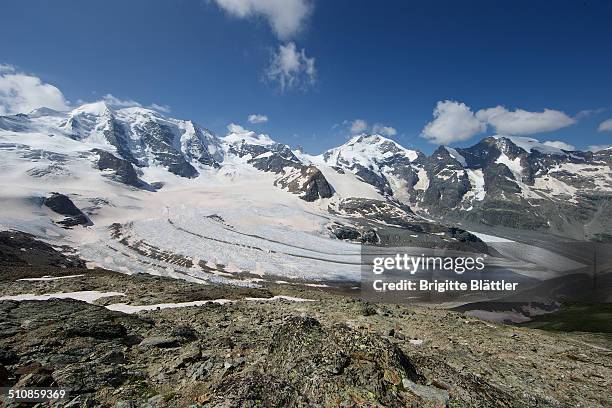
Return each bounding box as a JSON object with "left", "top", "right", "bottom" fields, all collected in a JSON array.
[{"left": 0, "top": 233, "right": 611, "bottom": 407}]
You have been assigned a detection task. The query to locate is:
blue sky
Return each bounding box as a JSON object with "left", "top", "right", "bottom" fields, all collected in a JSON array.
[{"left": 1, "top": 0, "right": 611, "bottom": 153}]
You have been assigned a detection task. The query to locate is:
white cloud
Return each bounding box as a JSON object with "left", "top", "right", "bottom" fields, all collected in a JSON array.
[
  {"left": 340, "top": 119, "right": 398, "bottom": 137},
  {"left": 575, "top": 107, "right": 607, "bottom": 119},
  {"left": 598, "top": 118, "right": 612, "bottom": 132},
  {"left": 212, "top": 0, "right": 312, "bottom": 40},
  {"left": 248, "top": 113, "right": 268, "bottom": 124},
  {"left": 0, "top": 66, "right": 69, "bottom": 115},
  {"left": 102, "top": 94, "right": 142, "bottom": 108},
  {"left": 266, "top": 42, "right": 316, "bottom": 92},
  {"left": 102, "top": 95, "right": 171, "bottom": 113},
  {"left": 422, "top": 100, "right": 580, "bottom": 144},
  {"left": 476, "top": 106, "right": 575, "bottom": 135},
  {"left": 587, "top": 144, "right": 612, "bottom": 152},
  {"left": 227, "top": 123, "right": 248, "bottom": 133},
  {"left": 372, "top": 123, "right": 397, "bottom": 136},
  {"left": 542, "top": 140, "right": 575, "bottom": 151},
  {"left": 421, "top": 100, "right": 486, "bottom": 144},
  {"left": 149, "top": 103, "right": 171, "bottom": 113},
  {"left": 349, "top": 119, "right": 368, "bottom": 134}
]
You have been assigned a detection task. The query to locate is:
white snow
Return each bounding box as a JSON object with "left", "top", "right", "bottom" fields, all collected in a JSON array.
[
  {"left": 532, "top": 174, "right": 577, "bottom": 200},
  {"left": 105, "top": 295, "right": 314, "bottom": 314},
  {"left": 413, "top": 167, "right": 430, "bottom": 191},
  {"left": 444, "top": 147, "right": 467, "bottom": 166},
  {"left": 244, "top": 295, "right": 315, "bottom": 302},
  {"left": 0, "top": 290, "right": 124, "bottom": 303},
  {"left": 464, "top": 169, "right": 486, "bottom": 202},
  {"left": 493, "top": 135, "right": 567, "bottom": 155},
  {"left": 222, "top": 124, "right": 275, "bottom": 146},
  {"left": 495, "top": 152, "right": 523, "bottom": 182},
  {"left": 318, "top": 134, "right": 419, "bottom": 171},
  {"left": 17, "top": 274, "right": 84, "bottom": 282},
  {"left": 469, "top": 232, "right": 514, "bottom": 243},
  {"left": 106, "top": 299, "right": 234, "bottom": 313},
  {"left": 315, "top": 164, "right": 383, "bottom": 200}
]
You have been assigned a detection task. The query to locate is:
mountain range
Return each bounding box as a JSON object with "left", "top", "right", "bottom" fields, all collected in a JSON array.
[{"left": 2, "top": 101, "right": 610, "bottom": 243}]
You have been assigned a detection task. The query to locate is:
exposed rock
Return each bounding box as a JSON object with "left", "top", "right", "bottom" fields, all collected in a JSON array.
[
  {"left": 331, "top": 225, "right": 361, "bottom": 241},
  {"left": 43, "top": 192, "right": 92, "bottom": 227},
  {"left": 213, "top": 316, "right": 424, "bottom": 407},
  {"left": 139, "top": 336, "right": 181, "bottom": 348},
  {"left": 361, "top": 229, "right": 380, "bottom": 244},
  {"left": 276, "top": 165, "right": 334, "bottom": 202},
  {"left": 93, "top": 148, "right": 143, "bottom": 188},
  {"left": 0, "top": 230, "right": 85, "bottom": 268}
]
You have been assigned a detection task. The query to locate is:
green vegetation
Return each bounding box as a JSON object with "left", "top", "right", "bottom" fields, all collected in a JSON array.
[{"left": 523, "top": 303, "right": 612, "bottom": 335}]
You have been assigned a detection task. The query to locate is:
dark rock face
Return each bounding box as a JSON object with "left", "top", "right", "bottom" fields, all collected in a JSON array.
[
  {"left": 323, "top": 135, "right": 423, "bottom": 196},
  {"left": 60, "top": 106, "right": 220, "bottom": 178},
  {"left": 137, "top": 121, "right": 199, "bottom": 178},
  {"left": 43, "top": 193, "right": 92, "bottom": 227},
  {"left": 456, "top": 136, "right": 524, "bottom": 169},
  {"left": 330, "top": 225, "right": 381, "bottom": 244},
  {"left": 302, "top": 166, "right": 334, "bottom": 201},
  {"left": 93, "top": 149, "right": 142, "bottom": 188},
  {"left": 337, "top": 198, "right": 417, "bottom": 227},
  {"left": 43, "top": 193, "right": 82, "bottom": 217},
  {"left": 421, "top": 146, "right": 471, "bottom": 212},
  {"left": 231, "top": 140, "right": 334, "bottom": 201},
  {"left": 100, "top": 116, "right": 138, "bottom": 164},
  {"left": 361, "top": 229, "right": 380, "bottom": 244},
  {"left": 331, "top": 225, "right": 361, "bottom": 241},
  {"left": 64, "top": 320, "right": 128, "bottom": 340},
  {"left": 0, "top": 231, "right": 85, "bottom": 268},
  {"left": 333, "top": 198, "right": 488, "bottom": 252},
  {"left": 354, "top": 165, "right": 394, "bottom": 196},
  {"left": 251, "top": 145, "right": 302, "bottom": 174},
  {"left": 276, "top": 165, "right": 334, "bottom": 202},
  {"left": 182, "top": 122, "right": 221, "bottom": 168}
]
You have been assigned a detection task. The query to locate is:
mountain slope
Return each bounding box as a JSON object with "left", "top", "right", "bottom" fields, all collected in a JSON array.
[{"left": 1, "top": 101, "right": 611, "bottom": 286}]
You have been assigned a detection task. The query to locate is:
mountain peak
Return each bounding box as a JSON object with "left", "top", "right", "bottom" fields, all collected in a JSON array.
[
  {"left": 70, "top": 101, "right": 113, "bottom": 117},
  {"left": 222, "top": 123, "right": 276, "bottom": 147},
  {"left": 491, "top": 135, "right": 568, "bottom": 156},
  {"left": 329, "top": 133, "right": 420, "bottom": 164}
]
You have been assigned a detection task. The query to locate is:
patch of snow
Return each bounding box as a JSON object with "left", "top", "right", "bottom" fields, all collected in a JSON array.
[
  {"left": 304, "top": 283, "right": 329, "bottom": 288},
  {"left": 106, "top": 295, "right": 314, "bottom": 314},
  {"left": 464, "top": 169, "right": 486, "bottom": 202},
  {"left": 106, "top": 299, "right": 233, "bottom": 313},
  {"left": 414, "top": 167, "right": 430, "bottom": 191},
  {"left": 17, "top": 274, "right": 85, "bottom": 282},
  {"left": 318, "top": 134, "right": 419, "bottom": 172},
  {"left": 0, "top": 290, "right": 124, "bottom": 303},
  {"left": 444, "top": 147, "right": 467, "bottom": 166},
  {"left": 222, "top": 124, "right": 276, "bottom": 146},
  {"left": 469, "top": 232, "right": 514, "bottom": 243},
  {"left": 244, "top": 295, "right": 315, "bottom": 302},
  {"left": 495, "top": 152, "right": 523, "bottom": 182},
  {"left": 494, "top": 135, "right": 567, "bottom": 155}
]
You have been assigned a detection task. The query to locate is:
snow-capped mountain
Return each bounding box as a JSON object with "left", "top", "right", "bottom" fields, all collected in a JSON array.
[
  {"left": 1, "top": 101, "right": 611, "bottom": 245},
  {"left": 317, "top": 134, "right": 424, "bottom": 197},
  {"left": 417, "top": 136, "right": 612, "bottom": 239},
  {"left": 222, "top": 124, "right": 333, "bottom": 201},
  {"left": 4, "top": 102, "right": 221, "bottom": 179}
]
